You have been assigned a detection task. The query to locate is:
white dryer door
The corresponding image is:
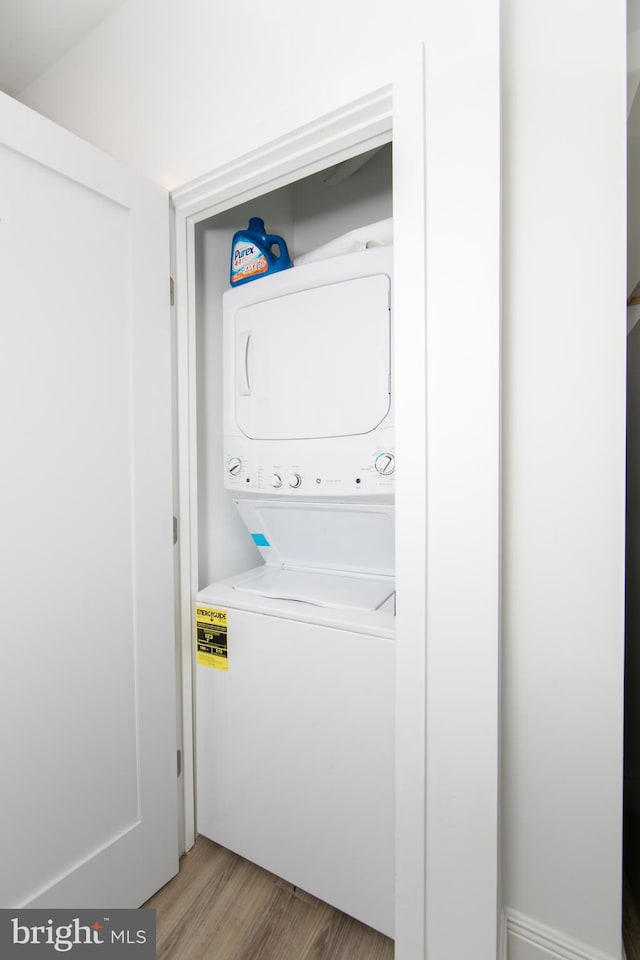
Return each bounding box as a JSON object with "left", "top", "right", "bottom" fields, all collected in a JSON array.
[{"left": 234, "top": 274, "right": 390, "bottom": 439}]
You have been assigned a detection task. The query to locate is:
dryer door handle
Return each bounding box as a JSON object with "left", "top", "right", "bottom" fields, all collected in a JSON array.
[{"left": 237, "top": 331, "right": 252, "bottom": 396}]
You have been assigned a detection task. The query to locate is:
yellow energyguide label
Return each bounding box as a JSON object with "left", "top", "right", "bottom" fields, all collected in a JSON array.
[{"left": 196, "top": 606, "right": 228, "bottom": 671}]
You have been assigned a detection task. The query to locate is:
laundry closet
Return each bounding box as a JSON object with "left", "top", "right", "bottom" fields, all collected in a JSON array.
[{"left": 190, "top": 143, "right": 395, "bottom": 935}]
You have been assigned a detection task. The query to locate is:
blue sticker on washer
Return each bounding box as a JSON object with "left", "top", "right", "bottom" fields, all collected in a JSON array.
[{"left": 251, "top": 533, "right": 270, "bottom": 547}]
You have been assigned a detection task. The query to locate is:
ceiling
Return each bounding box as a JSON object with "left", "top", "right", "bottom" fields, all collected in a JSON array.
[
  {"left": 1, "top": 0, "right": 639, "bottom": 100},
  {"left": 0, "top": 0, "right": 127, "bottom": 97}
]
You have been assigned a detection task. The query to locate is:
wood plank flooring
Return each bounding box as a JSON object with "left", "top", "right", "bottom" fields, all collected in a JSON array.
[{"left": 143, "top": 837, "right": 394, "bottom": 960}]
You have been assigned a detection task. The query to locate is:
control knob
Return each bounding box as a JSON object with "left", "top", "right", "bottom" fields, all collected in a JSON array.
[
  {"left": 227, "top": 457, "right": 242, "bottom": 477},
  {"left": 271, "top": 474, "right": 283, "bottom": 489},
  {"left": 287, "top": 473, "right": 302, "bottom": 489},
  {"left": 375, "top": 453, "right": 396, "bottom": 476}
]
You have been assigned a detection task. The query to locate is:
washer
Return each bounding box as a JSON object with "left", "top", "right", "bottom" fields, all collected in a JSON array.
[{"left": 195, "top": 499, "right": 395, "bottom": 936}]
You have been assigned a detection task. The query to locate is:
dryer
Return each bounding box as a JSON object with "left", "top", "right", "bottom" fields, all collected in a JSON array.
[{"left": 222, "top": 246, "right": 394, "bottom": 498}]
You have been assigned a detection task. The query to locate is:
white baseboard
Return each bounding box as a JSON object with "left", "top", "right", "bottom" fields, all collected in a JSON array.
[{"left": 501, "top": 909, "right": 622, "bottom": 960}]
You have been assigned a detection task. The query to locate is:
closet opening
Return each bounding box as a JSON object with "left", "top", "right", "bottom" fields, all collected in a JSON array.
[{"left": 190, "top": 142, "right": 397, "bottom": 941}]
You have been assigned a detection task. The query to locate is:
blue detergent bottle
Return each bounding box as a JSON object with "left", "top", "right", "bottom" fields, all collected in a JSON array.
[{"left": 229, "top": 217, "right": 292, "bottom": 287}]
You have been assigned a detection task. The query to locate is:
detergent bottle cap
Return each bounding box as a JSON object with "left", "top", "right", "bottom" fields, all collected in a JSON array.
[{"left": 248, "top": 217, "right": 266, "bottom": 232}]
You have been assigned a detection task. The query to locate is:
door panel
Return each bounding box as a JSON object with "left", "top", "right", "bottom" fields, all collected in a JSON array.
[
  {"left": 0, "top": 92, "right": 178, "bottom": 907},
  {"left": 234, "top": 275, "right": 391, "bottom": 439}
]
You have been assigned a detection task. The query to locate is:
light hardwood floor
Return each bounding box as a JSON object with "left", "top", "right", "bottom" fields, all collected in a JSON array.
[{"left": 143, "top": 837, "right": 394, "bottom": 960}]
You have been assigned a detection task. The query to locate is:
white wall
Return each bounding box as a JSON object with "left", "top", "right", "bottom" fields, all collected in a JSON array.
[
  {"left": 627, "top": 323, "right": 640, "bottom": 822},
  {"left": 18, "top": 0, "right": 400, "bottom": 189},
  {"left": 501, "top": 2, "right": 626, "bottom": 958},
  {"left": 630, "top": 90, "right": 640, "bottom": 314},
  {"left": 629, "top": 0, "right": 640, "bottom": 114},
  {"left": 16, "top": 1, "right": 627, "bottom": 958},
  {"left": 291, "top": 144, "right": 393, "bottom": 257},
  {"left": 627, "top": 44, "right": 640, "bottom": 871}
]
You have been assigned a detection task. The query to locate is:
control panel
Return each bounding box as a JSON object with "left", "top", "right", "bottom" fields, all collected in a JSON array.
[{"left": 224, "top": 445, "right": 395, "bottom": 496}]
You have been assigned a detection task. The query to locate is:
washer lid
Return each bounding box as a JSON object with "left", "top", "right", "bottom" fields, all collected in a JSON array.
[
  {"left": 233, "top": 498, "right": 395, "bottom": 578},
  {"left": 231, "top": 565, "right": 394, "bottom": 612}
]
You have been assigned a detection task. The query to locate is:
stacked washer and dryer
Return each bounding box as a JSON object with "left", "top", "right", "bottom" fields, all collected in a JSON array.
[{"left": 195, "top": 243, "right": 395, "bottom": 937}]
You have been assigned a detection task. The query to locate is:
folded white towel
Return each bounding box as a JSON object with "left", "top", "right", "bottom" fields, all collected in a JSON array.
[{"left": 293, "top": 218, "right": 393, "bottom": 266}]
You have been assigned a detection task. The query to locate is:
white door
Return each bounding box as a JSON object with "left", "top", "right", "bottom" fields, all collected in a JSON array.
[
  {"left": 0, "top": 93, "right": 179, "bottom": 907},
  {"left": 230, "top": 274, "right": 391, "bottom": 440}
]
